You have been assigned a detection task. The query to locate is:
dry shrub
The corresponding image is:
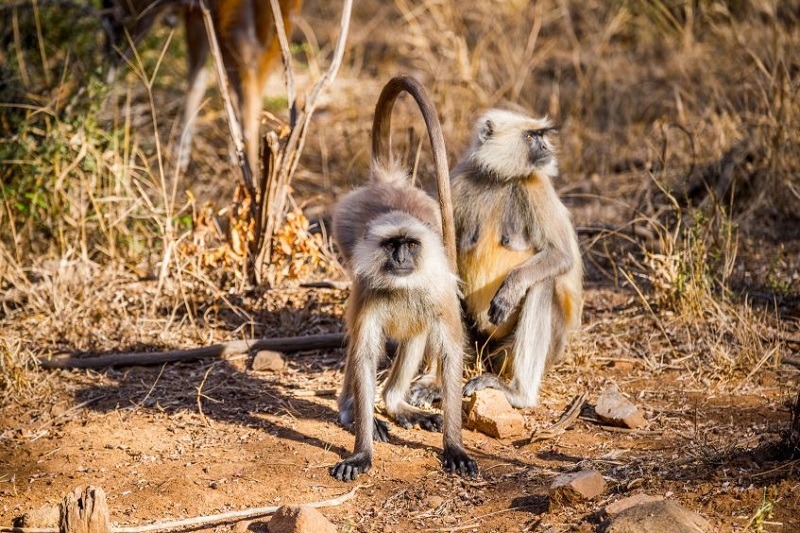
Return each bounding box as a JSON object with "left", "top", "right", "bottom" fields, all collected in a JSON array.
[
  {"left": 632, "top": 185, "right": 780, "bottom": 379},
  {"left": 178, "top": 195, "right": 339, "bottom": 288}
]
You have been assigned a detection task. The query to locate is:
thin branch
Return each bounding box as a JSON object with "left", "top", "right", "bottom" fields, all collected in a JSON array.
[
  {"left": 268, "top": 0, "right": 296, "bottom": 124},
  {"left": 199, "top": 0, "right": 254, "bottom": 194},
  {"left": 529, "top": 391, "right": 587, "bottom": 443},
  {"left": 37, "top": 333, "right": 346, "bottom": 369}
]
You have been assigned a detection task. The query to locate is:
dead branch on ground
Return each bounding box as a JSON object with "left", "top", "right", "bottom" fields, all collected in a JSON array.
[{"left": 37, "top": 333, "right": 345, "bottom": 370}]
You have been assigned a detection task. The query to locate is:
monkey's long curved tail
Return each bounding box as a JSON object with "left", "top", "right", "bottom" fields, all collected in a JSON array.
[{"left": 370, "top": 75, "right": 457, "bottom": 270}]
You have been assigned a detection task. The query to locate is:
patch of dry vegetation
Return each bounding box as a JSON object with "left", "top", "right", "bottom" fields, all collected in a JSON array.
[{"left": 1, "top": 0, "right": 798, "bottom": 403}]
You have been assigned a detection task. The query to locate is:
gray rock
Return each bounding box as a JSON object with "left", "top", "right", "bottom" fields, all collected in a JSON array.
[
  {"left": 602, "top": 500, "right": 712, "bottom": 532},
  {"left": 252, "top": 350, "right": 286, "bottom": 372},
  {"left": 605, "top": 494, "right": 664, "bottom": 516},
  {"left": 595, "top": 385, "right": 646, "bottom": 429}
]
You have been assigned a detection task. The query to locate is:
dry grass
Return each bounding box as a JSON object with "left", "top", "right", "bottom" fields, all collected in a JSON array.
[{"left": 1, "top": 0, "right": 798, "bottom": 402}]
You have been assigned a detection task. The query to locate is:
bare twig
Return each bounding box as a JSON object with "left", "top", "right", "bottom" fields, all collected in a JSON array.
[
  {"left": 268, "top": 0, "right": 296, "bottom": 123},
  {"left": 783, "top": 356, "right": 800, "bottom": 370},
  {"left": 37, "top": 333, "right": 345, "bottom": 369},
  {"left": 199, "top": 1, "right": 253, "bottom": 194},
  {"left": 529, "top": 391, "right": 588, "bottom": 443},
  {"left": 256, "top": 0, "right": 353, "bottom": 282}
]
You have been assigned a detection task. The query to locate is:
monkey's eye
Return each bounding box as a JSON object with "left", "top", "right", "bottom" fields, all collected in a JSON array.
[
  {"left": 407, "top": 241, "right": 418, "bottom": 251},
  {"left": 525, "top": 130, "right": 541, "bottom": 141},
  {"left": 383, "top": 242, "right": 395, "bottom": 252}
]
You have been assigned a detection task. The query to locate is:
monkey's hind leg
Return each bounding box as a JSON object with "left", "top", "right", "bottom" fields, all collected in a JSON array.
[
  {"left": 338, "top": 359, "right": 390, "bottom": 443},
  {"left": 463, "top": 280, "right": 558, "bottom": 409},
  {"left": 383, "top": 335, "right": 442, "bottom": 432}
]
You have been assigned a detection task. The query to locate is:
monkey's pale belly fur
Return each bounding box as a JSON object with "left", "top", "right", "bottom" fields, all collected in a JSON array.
[
  {"left": 459, "top": 228, "right": 581, "bottom": 341},
  {"left": 459, "top": 226, "right": 530, "bottom": 339}
]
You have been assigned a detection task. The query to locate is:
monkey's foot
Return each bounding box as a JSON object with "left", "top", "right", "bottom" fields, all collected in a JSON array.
[
  {"left": 330, "top": 452, "right": 372, "bottom": 482},
  {"left": 394, "top": 411, "right": 442, "bottom": 432},
  {"left": 442, "top": 446, "right": 479, "bottom": 477},
  {"left": 373, "top": 418, "right": 391, "bottom": 442},
  {"left": 407, "top": 381, "right": 442, "bottom": 407},
  {"left": 463, "top": 374, "right": 505, "bottom": 397}
]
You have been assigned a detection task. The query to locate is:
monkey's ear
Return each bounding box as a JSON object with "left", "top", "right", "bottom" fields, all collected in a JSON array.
[{"left": 478, "top": 119, "right": 494, "bottom": 142}]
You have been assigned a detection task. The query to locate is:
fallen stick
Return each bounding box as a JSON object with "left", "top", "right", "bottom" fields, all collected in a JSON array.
[
  {"left": 38, "top": 333, "right": 346, "bottom": 370},
  {"left": 529, "top": 391, "right": 588, "bottom": 443},
  {"left": 782, "top": 355, "right": 800, "bottom": 369},
  {"left": 3, "top": 484, "right": 363, "bottom": 533}
]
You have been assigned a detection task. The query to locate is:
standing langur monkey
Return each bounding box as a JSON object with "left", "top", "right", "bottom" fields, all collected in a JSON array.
[
  {"left": 330, "top": 76, "right": 478, "bottom": 482},
  {"left": 413, "top": 109, "right": 582, "bottom": 409}
]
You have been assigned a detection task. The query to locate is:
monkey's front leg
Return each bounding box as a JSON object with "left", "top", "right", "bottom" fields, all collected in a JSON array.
[{"left": 331, "top": 327, "right": 381, "bottom": 481}]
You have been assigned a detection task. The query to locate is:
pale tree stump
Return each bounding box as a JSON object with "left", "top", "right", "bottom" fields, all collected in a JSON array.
[{"left": 59, "top": 486, "right": 110, "bottom": 533}]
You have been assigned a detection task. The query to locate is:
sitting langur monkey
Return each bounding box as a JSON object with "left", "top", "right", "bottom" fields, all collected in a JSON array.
[
  {"left": 330, "top": 76, "right": 478, "bottom": 481},
  {"left": 413, "top": 109, "right": 582, "bottom": 409}
]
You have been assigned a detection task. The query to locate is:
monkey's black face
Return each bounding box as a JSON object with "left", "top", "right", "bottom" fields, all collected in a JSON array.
[
  {"left": 381, "top": 237, "right": 420, "bottom": 276},
  {"left": 524, "top": 128, "right": 556, "bottom": 167}
]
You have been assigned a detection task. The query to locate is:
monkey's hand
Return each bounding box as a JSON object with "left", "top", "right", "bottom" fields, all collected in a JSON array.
[
  {"left": 330, "top": 452, "right": 372, "bottom": 482},
  {"left": 488, "top": 280, "right": 522, "bottom": 325},
  {"left": 463, "top": 374, "right": 504, "bottom": 397},
  {"left": 442, "top": 446, "right": 479, "bottom": 477}
]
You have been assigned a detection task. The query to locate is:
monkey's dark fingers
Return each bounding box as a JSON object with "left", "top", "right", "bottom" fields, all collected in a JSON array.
[
  {"left": 330, "top": 453, "right": 372, "bottom": 481},
  {"left": 396, "top": 412, "right": 443, "bottom": 432},
  {"left": 373, "top": 419, "right": 391, "bottom": 442},
  {"left": 442, "top": 447, "right": 479, "bottom": 478},
  {"left": 418, "top": 413, "right": 443, "bottom": 432},
  {"left": 463, "top": 374, "right": 503, "bottom": 397},
  {"left": 488, "top": 295, "right": 514, "bottom": 325}
]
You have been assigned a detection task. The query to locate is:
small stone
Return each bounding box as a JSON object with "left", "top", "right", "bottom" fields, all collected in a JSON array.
[
  {"left": 605, "top": 494, "right": 665, "bottom": 516},
  {"left": 549, "top": 470, "right": 607, "bottom": 505},
  {"left": 595, "top": 385, "right": 646, "bottom": 429},
  {"left": 426, "top": 495, "right": 445, "bottom": 509},
  {"left": 252, "top": 350, "right": 286, "bottom": 372},
  {"left": 601, "top": 500, "right": 712, "bottom": 532},
  {"left": 16, "top": 505, "right": 60, "bottom": 528},
  {"left": 268, "top": 505, "right": 337, "bottom": 533},
  {"left": 465, "top": 389, "right": 526, "bottom": 438}
]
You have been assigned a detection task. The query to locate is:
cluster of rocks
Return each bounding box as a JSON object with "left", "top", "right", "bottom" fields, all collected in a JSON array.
[{"left": 545, "top": 470, "right": 710, "bottom": 532}]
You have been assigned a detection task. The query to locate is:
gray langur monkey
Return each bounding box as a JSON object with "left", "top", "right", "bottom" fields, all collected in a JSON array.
[
  {"left": 329, "top": 76, "right": 478, "bottom": 482},
  {"left": 411, "top": 109, "right": 583, "bottom": 409}
]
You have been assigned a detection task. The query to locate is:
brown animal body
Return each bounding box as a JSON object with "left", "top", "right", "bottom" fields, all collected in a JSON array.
[{"left": 104, "top": 0, "right": 301, "bottom": 171}]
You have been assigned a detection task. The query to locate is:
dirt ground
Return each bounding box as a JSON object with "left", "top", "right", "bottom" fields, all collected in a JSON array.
[{"left": 1, "top": 281, "right": 798, "bottom": 531}]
